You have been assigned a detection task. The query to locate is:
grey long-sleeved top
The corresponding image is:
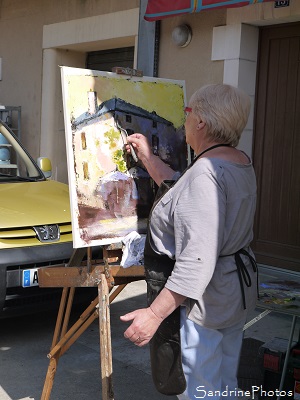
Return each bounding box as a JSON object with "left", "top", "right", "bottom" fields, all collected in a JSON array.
[{"left": 149, "top": 156, "right": 257, "bottom": 329}]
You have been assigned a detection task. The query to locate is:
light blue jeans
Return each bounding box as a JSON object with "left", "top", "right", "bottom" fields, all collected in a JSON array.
[{"left": 177, "top": 307, "right": 246, "bottom": 400}]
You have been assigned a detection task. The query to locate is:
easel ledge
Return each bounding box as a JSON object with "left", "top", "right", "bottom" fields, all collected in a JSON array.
[
  {"left": 38, "top": 245, "right": 145, "bottom": 400},
  {"left": 38, "top": 263, "right": 145, "bottom": 287}
]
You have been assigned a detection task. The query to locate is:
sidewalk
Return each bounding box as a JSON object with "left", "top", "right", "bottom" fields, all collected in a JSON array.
[{"left": 0, "top": 279, "right": 296, "bottom": 400}]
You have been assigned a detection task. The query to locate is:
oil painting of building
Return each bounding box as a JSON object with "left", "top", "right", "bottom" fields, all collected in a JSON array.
[{"left": 61, "top": 67, "right": 187, "bottom": 248}]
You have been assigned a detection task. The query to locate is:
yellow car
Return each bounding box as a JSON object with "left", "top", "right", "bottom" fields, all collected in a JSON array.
[{"left": 0, "top": 119, "right": 74, "bottom": 315}]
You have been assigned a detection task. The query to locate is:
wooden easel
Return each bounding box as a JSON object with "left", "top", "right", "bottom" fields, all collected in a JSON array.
[{"left": 38, "top": 244, "right": 145, "bottom": 400}]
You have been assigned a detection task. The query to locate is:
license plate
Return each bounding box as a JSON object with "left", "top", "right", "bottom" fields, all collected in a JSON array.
[{"left": 22, "top": 269, "right": 39, "bottom": 287}]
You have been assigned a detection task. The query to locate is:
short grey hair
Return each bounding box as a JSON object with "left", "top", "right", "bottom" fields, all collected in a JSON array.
[{"left": 189, "top": 84, "right": 251, "bottom": 147}]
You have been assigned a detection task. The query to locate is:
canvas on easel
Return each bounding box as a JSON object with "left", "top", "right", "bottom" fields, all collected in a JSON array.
[{"left": 61, "top": 66, "right": 187, "bottom": 248}]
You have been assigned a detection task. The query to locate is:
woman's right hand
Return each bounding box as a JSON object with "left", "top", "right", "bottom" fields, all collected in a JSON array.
[
  {"left": 126, "top": 133, "right": 153, "bottom": 164},
  {"left": 126, "top": 133, "right": 176, "bottom": 186}
]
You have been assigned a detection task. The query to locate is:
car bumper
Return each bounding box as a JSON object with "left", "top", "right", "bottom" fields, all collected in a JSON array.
[
  {"left": 0, "top": 242, "right": 74, "bottom": 313},
  {"left": 4, "top": 242, "right": 74, "bottom": 288}
]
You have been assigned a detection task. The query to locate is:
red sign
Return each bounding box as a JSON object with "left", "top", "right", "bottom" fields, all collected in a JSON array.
[{"left": 144, "top": 0, "right": 274, "bottom": 21}]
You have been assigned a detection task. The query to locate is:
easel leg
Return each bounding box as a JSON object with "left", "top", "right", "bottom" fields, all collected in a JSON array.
[
  {"left": 41, "top": 285, "right": 73, "bottom": 400},
  {"left": 41, "top": 354, "right": 60, "bottom": 400},
  {"left": 98, "top": 278, "right": 114, "bottom": 400},
  {"left": 51, "top": 287, "right": 74, "bottom": 349},
  {"left": 61, "top": 287, "right": 75, "bottom": 339}
]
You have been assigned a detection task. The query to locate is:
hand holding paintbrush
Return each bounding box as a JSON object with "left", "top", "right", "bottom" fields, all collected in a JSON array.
[{"left": 115, "top": 119, "right": 138, "bottom": 162}]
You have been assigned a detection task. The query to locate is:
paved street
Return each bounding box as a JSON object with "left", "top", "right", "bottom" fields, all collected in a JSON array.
[
  {"left": 0, "top": 280, "right": 298, "bottom": 400},
  {"left": 0, "top": 281, "right": 176, "bottom": 400}
]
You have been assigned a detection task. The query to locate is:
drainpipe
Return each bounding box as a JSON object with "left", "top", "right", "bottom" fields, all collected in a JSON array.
[
  {"left": 137, "top": 0, "right": 160, "bottom": 77},
  {"left": 153, "top": 20, "right": 160, "bottom": 77}
]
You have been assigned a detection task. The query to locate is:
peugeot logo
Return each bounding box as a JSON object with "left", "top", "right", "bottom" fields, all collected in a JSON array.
[{"left": 33, "top": 224, "right": 60, "bottom": 243}]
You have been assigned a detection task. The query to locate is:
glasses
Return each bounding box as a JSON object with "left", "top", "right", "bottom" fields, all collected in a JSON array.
[{"left": 184, "top": 106, "right": 192, "bottom": 116}]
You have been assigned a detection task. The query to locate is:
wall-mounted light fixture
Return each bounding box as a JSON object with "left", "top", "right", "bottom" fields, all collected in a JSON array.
[{"left": 171, "top": 24, "right": 192, "bottom": 47}]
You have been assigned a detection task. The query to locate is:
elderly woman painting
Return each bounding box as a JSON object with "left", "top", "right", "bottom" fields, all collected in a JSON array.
[{"left": 120, "top": 84, "right": 257, "bottom": 400}]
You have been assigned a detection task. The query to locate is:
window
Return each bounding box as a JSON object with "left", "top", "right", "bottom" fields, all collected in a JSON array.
[{"left": 86, "top": 47, "right": 134, "bottom": 72}]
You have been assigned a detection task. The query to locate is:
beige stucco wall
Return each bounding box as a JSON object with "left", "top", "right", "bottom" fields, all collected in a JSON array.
[
  {"left": 158, "top": 10, "right": 226, "bottom": 101},
  {"left": 226, "top": 0, "right": 300, "bottom": 25},
  {"left": 0, "top": 0, "right": 139, "bottom": 182}
]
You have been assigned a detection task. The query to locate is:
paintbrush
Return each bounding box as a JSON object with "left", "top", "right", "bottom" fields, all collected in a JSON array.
[{"left": 115, "top": 119, "right": 138, "bottom": 163}]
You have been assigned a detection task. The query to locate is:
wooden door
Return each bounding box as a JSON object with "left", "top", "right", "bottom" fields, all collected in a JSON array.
[{"left": 252, "top": 23, "right": 300, "bottom": 271}]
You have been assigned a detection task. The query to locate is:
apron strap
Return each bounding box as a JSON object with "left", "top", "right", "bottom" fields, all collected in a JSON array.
[{"left": 234, "top": 249, "right": 258, "bottom": 310}]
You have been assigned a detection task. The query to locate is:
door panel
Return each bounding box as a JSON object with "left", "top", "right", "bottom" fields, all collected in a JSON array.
[{"left": 252, "top": 23, "right": 300, "bottom": 271}]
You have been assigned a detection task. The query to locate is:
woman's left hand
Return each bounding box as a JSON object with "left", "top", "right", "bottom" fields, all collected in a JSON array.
[{"left": 120, "top": 307, "right": 162, "bottom": 347}]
